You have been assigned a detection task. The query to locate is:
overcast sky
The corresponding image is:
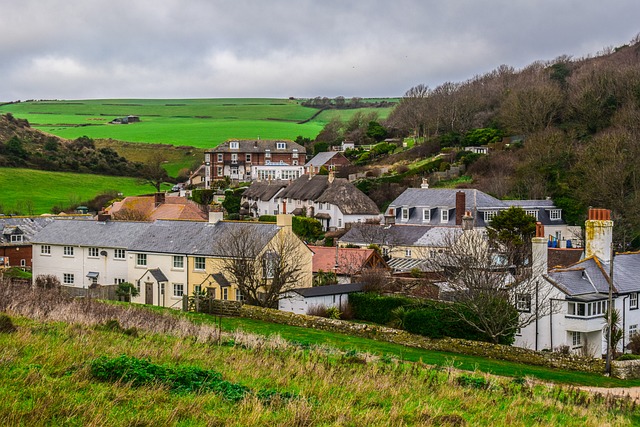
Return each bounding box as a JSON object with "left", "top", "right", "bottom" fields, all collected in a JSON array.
[{"left": 1, "top": 0, "right": 639, "bottom": 100}]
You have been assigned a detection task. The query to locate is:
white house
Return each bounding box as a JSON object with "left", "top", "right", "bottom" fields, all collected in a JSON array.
[
  {"left": 279, "top": 282, "right": 365, "bottom": 315},
  {"left": 250, "top": 163, "right": 304, "bottom": 181},
  {"left": 516, "top": 208, "right": 640, "bottom": 357}
]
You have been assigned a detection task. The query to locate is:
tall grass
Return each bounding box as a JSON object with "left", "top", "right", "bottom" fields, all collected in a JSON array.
[{"left": 0, "top": 282, "right": 638, "bottom": 425}]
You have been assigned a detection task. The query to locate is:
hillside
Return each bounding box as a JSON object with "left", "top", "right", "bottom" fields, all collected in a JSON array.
[
  {"left": 0, "top": 114, "right": 141, "bottom": 177},
  {"left": 385, "top": 36, "right": 640, "bottom": 247}
]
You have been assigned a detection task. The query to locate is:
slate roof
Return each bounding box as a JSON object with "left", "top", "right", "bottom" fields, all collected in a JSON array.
[
  {"left": 339, "top": 224, "right": 459, "bottom": 247},
  {"left": 210, "top": 139, "right": 306, "bottom": 154},
  {"left": 388, "top": 188, "right": 566, "bottom": 227},
  {"left": 31, "top": 219, "right": 281, "bottom": 257},
  {"left": 242, "top": 180, "right": 288, "bottom": 201},
  {"left": 304, "top": 151, "right": 341, "bottom": 167},
  {"left": 0, "top": 216, "right": 89, "bottom": 245},
  {"left": 546, "top": 252, "right": 640, "bottom": 299},
  {"left": 149, "top": 268, "right": 169, "bottom": 282},
  {"left": 289, "top": 282, "right": 365, "bottom": 298}
]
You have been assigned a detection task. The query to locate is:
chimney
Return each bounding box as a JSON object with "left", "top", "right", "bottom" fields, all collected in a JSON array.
[
  {"left": 209, "top": 211, "right": 224, "bottom": 224},
  {"left": 97, "top": 212, "right": 111, "bottom": 223},
  {"left": 282, "top": 200, "right": 287, "bottom": 214},
  {"left": 421, "top": 178, "right": 429, "bottom": 189},
  {"left": 277, "top": 214, "right": 292, "bottom": 228},
  {"left": 385, "top": 207, "right": 396, "bottom": 225},
  {"left": 455, "top": 191, "right": 466, "bottom": 225},
  {"left": 531, "top": 221, "right": 548, "bottom": 276},
  {"left": 585, "top": 208, "right": 613, "bottom": 263},
  {"left": 154, "top": 192, "right": 165, "bottom": 207},
  {"left": 462, "top": 211, "right": 473, "bottom": 231},
  {"left": 328, "top": 170, "right": 335, "bottom": 184}
]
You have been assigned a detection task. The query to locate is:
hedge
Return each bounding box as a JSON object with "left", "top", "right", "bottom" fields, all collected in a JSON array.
[{"left": 349, "top": 293, "right": 418, "bottom": 325}]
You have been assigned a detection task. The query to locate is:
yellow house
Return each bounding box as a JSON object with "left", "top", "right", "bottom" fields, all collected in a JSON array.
[{"left": 188, "top": 214, "right": 313, "bottom": 306}]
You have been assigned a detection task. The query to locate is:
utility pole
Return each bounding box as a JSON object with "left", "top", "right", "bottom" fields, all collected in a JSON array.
[{"left": 605, "top": 242, "right": 615, "bottom": 376}]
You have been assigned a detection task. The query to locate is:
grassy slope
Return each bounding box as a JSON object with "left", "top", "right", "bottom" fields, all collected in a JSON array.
[
  {"left": 0, "top": 315, "right": 635, "bottom": 426},
  {"left": 0, "top": 99, "right": 395, "bottom": 149},
  {"left": 0, "top": 168, "right": 167, "bottom": 214}
]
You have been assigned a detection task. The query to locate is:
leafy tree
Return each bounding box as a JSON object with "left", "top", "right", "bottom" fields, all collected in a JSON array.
[
  {"left": 313, "top": 142, "right": 330, "bottom": 155},
  {"left": 462, "top": 128, "right": 503, "bottom": 147},
  {"left": 5, "top": 137, "right": 28, "bottom": 159},
  {"left": 487, "top": 206, "right": 537, "bottom": 269},
  {"left": 292, "top": 216, "right": 324, "bottom": 242},
  {"left": 222, "top": 188, "right": 244, "bottom": 215},
  {"left": 115, "top": 282, "right": 139, "bottom": 302},
  {"left": 139, "top": 153, "right": 170, "bottom": 192},
  {"left": 366, "top": 121, "right": 388, "bottom": 142}
]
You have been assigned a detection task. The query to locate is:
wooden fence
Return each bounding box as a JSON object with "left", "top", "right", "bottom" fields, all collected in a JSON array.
[{"left": 185, "top": 295, "right": 243, "bottom": 316}]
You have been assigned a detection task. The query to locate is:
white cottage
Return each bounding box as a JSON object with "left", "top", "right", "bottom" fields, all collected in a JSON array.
[{"left": 279, "top": 282, "right": 365, "bottom": 315}]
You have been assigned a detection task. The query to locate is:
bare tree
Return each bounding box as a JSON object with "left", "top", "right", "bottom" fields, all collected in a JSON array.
[
  {"left": 139, "top": 152, "right": 170, "bottom": 192},
  {"left": 112, "top": 208, "right": 150, "bottom": 221},
  {"left": 218, "top": 225, "right": 309, "bottom": 308},
  {"left": 425, "top": 229, "right": 558, "bottom": 344}
]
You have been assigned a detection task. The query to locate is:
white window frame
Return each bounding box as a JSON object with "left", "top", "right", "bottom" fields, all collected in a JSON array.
[
  {"left": 173, "top": 283, "right": 184, "bottom": 297},
  {"left": 114, "top": 249, "right": 126, "bottom": 260},
  {"left": 230, "top": 141, "right": 239, "bottom": 149},
  {"left": 516, "top": 293, "right": 531, "bottom": 312},
  {"left": 236, "top": 288, "right": 245, "bottom": 302},
  {"left": 441, "top": 209, "right": 449, "bottom": 223},
  {"left": 217, "top": 153, "right": 223, "bottom": 162},
  {"left": 246, "top": 153, "right": 251, "bottom": 163},
  {"left": 484, "top": 210, "right": 497, "bottom": 222},
  {"left": 422, "top": 208, "right": 430, "bottom": 222},
  {"left": 401, "top": 208, "right": 409, "bottom": 221},
  {"left": 405, "top": 249, "right": 412, "bottom": 258},
  {"left": 338, "top": 218, "right": 342, "bottom": 228},
  {"left": 526, "top": 210, "right": 539, "bottom": 220},
  {"left": 631, "top": 293, "right": 639, "bottom": 310},
  {"left": 63, "top": 246, "right": 74, "bottom": 257},
  {"left": 63, "top": 273, "right": 74, "bottom": 285},
  {"left": 630, "top": 324, "right": 638, "bottom": 338},
  {"left": 88, "top": 247, "right": 99, "bottom": 258},
  {"left": 10, "top": 235, "right": 23, "bottom": 243},
  {"left": 549, "top": 209, "right": 562, "bottom": 220},
  {"left": 136, "top": 253, "right": 147, "bottom": 267},
  {"left": 114, "top": 278, "right": 125, "bottom": 285},
  {"left": 571, "top": 331, "right": 582, "bottom": 348},
  {"left": 223, "top": 287, "right": 229, "bottom": 300},
  {"left": 276, "top": 142, "right": 286, "bottom": 150},
  {"left": 41, "top": 245, "right": 51, "bottom": 255},
  {"left": 265, "top": 149, "right": 271, "bottom": 158},
  {"left": 194, "top": 257, "right": 206, "bottom": 271},
  {"left": 173, "top": 256, "right": 184, "bottom": 269}
]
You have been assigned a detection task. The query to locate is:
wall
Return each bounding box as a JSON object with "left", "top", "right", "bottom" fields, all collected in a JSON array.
[{"left": 240, "top": 304, "right": 606, "bottom": 375}]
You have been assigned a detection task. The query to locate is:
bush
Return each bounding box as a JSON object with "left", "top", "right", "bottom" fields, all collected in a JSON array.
[
  {"left": 628, "top": 333, "right": 640, "bottom": 355},
  {"left": 404, "top": 302, "right": 491, "bottom": 342},
  {"left": 349, "top": 293, "right": 415, "bottom": 324},
  {"left": 0, "top": 313, "right": 17, "bottom": 333},
  {"left": 34, "top": 274, "right": 60, "bottom": 290}
]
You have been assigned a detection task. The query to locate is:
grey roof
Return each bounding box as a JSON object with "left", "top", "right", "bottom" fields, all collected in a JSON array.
[
  {"left": 149, "top": 268, "right": 168, "bottom": 282},
  {"left": 304, "top": 151, "right": 340, "bottom": 167},
  {"left": 388, "top": 188, "right": 566, "bottom": 227},
  {"left": 31, "top": 219, "right": 151, "bottom": 248},
  {"left": 290, "top": 282, "right": 365, "bottom": 297},
  {"left": 0, "top": 216, "right": 89, "bottom": 245},
  {"left": 242, "top": 180, "right": 289, "bottom": 201},
  {"left": 31, "top": 219, "right": 281, "bottom": 257},
  {"left": 209, "top": 139, "right": 306, "bottom": 154},
  {"left": 212, "top": 273, "right": 231, "bottom": 287},
  {"left": 340, "top": 224, "right": 458, "bottom": 247},
  {"left": 546, "top": 252, "right": 640, "bottom": 298}
]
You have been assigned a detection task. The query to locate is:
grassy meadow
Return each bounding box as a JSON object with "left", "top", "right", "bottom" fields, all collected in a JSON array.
[
  {"left": 1, "top": 285, "right": 638, "bottom": 426},
  {"left": 0, "top": 168, "right": 167, "bottom": 214},
  {"left": 0, "top": 99, "right": 396, "bottom": 148}
]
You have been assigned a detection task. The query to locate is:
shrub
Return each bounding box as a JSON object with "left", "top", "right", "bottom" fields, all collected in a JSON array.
[
  {"left": 628, "top": 333, "right": 640, "bottom": 355},
  {"left": 307, "top": 305, "right": 329, "bottom": 318},
  {"left": 326, "top": 306, "right": 341, "bottom": 320},
  {"left": 617, "top": 354, "right": 640, "bottom": 361},
  {"left": 0, "top": 313, "right": 17, "bottom": 333},
  {"left": 34, "top": 274, "right": 60, "bottom": 290},
  {"left": 349, "top": 293, "right": 415, "bottom": 324},
  {"left": 456, "top": 374, "right": 490, "bottom": 390}
]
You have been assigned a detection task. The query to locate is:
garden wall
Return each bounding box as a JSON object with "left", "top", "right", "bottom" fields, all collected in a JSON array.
[{"left": 240, "top": 304, "right": 607, "bottom": 376}]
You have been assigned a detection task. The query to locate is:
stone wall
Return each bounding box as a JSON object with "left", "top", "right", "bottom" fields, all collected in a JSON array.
[
  {"left": 240, "top": 304, "right": 606, "bottom": 375},
  {"left": 612, "top": 359, "right": 640, "bottom": 380}
]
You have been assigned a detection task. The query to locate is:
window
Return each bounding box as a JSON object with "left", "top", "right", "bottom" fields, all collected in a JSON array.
[
  {"left": 441, "top": 209, "right": 449, "bottom": 222},
  {"left": 246, "top": 154, "right": 251, "bottom": 163},
  {"left": 20, "top": 259, "right": 26, "bottom": 267},
  {"left": 217, "top": 166, "right": 223, "bottom": 176},
  {"left": 236, "top": 288, "right": 245, "bottom": 302},
  {"left": 318, "top": 203, "right": 324, "bottom": 210},
  {"left": 423, "top": 209, "right": 430, "bottom": 222},
  {"left": 231, "top": 153, "right": 238, "bottom": 163},
  {"left": 526, "top": 210, "right": 539, "bottom": 220},
  {"left": 276, "top": 142, "right": 286, "bottom": 150},
  {"left": 338, "top": 218, "right": 342, "bottom": 228},
  {"left": 549, "top": 209, "right": 562, "bottom": 220},
  {"left": 382, "top": 247, "right": 389, "bottom": 257},
  {"left": 63, "top": 246, "right": 74, "bottom": 256},
  {"left": 63, "top": 273, "right": 74, "bottom": 285},
  {"left": 217, "top": 153, "right": 223, "bottom": 162},
  {"left": 222, "top": 288, "right": 229, "bottom": 300},
  {"left": 173, "top": 256, "right": 184, "bottom": 269},
  {"left": 88, "top": 247, "right": 99, "bottom": 257},
  {"left": 114, "top": 278, "right": 125, "bottom": 285},
  {"left": 114, "top": 249, "right": 125, "bottom": 259},
  {"left": 230, "top": 141, "right": 239, "bottom": 149},
  {"left": 263, "top": 252, "right": 277, "bottom": 278},
  {"left": 136, "top": 253, "right": 147, "bottom": 267},
  {"left": 567, "top": 300, "right": 607, "bottom": 318},
  {"left": 516, "top": 294, "right": 532, "bottom": 312},
  {"left": 41, "top": 245, "right": 51, "bottom": 255},
  {"left": 194, "top": 257, "right": 206, "bottom": 270},
  {"left": 10, "top": 235, "right": 23, "bottom": 243},
  {"left": 292, "top": 148, "right": 298, "bottom": 158},
  {"left": 571, "top": 331, "right": 582, "bottom": 348},
  {"left": 405, "top": 249, "right": 412, "bottom": 258},
  {"left": 484, "top": 210, "right": 498, "bottom": 221},
  {"left": 401, "top": 208, "right": 409, "bottom": 221},
  {"left": 173, "top": 283, "right": 184, "bottom": 297},
  {"left": 194, "top": 285, "right": 202, "bottom": 294},
  {"left": 631, "top": 293, "right": 638, "bottom": 310},
  {"left": 630, "top": 324, "right": 638, "bottom": 337},
  {"left": 265, "top": 149, "right": 271, "bottom": 158}
]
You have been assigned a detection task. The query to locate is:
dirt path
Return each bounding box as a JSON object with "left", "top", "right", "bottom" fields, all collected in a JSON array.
[{"left": 575, "top": 386, "right": 640, "bottom": 401}]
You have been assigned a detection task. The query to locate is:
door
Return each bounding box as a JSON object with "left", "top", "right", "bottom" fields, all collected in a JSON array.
[{"left": 145, "top": 282, "right": 153, "bottom": 305}]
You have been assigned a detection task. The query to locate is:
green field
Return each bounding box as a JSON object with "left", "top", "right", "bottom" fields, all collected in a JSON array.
[
  {"left": 0, "top": 99, "right": 395, "bottom": 148},
  {"left": 0, "top": 168, "right": 167, "bottom": 214}
]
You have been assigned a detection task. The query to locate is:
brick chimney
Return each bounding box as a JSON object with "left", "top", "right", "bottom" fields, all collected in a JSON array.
[
  {"left": 585, "top": 208, "right": 613, "bottom": 263},
  {"left": 531, "top": 221, "right": 547, "bottom": 275},
  {"left": 97, "top": 212, "right": 111, "bottom": 223},
  {"left": 455, "top": 191, "right": 466, "bottom": 225},
  {"left": 154, "top": 192, "right": 165, "bottom": 207},
  {"left": 462, "top": 211, "right": 474, "bottom": 231}
]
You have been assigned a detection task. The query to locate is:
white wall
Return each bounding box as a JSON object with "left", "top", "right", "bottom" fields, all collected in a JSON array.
[
  {"left": 278, "top": 292, "right": 351, "bottom": 314},
  {"left": 128, "top": 252, "right": 189, "bottom": 308}
]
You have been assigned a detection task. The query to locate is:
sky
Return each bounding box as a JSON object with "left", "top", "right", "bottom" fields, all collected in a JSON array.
[{"left": 1, "top": 0, "right": 639, "bottom": 100}]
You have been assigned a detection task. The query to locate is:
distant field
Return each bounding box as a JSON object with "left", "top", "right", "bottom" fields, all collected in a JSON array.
[
  {"left": 0, "top": 99, "right": 396, "bottom": 148},
  {"left": 0, "top": 168, "right": 168, "bottom": 214}
]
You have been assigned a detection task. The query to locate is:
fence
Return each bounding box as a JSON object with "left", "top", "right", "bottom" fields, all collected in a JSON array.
[
  {"left": 61, "top": 284, "right": 118, "bottom": 300},
  {"left": 185, "top": 294, "right": 243, "bottom": 317}
]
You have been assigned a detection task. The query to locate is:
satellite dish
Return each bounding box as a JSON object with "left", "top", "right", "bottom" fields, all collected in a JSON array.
[{"left": 100, "top": 250, "right": 108, "bottom": 256}]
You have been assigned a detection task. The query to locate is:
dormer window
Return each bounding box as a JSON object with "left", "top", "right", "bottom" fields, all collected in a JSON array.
[
  {"left": 10, "top": 235, "right": 23, "bottom": 243},
  {"left": 230, "top": 141, "right": 239, "bottom": 149},
  {"left": 484, "top": 210, "right": 498, "bottom": 221},
  {"left": 401, "top": 208, "right": 409, "bottom": 221},
  {"left": 422, "top": 208, "right": 431, "bottom": 222},
  {"left": 441, "top": 209, "right": 449, "bottom": 222},
  {"left": 265, "top": 149, "right": 271, "bottom": 158},
  {"left": 549, "top": 209, "right": 562, "bottom": 220},
  {"left": 526, "top": 210, "right": 539, "bottom": 220},
  {"left": 276, "top": 142, "right": 286, "bottom": 150}
]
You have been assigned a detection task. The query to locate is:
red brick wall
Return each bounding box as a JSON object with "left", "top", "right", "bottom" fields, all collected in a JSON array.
[{"left": 0, "top": 245, "right": 32, "bottom": 269}]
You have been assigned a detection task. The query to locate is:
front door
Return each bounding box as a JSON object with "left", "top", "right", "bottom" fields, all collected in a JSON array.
[{"left": 145, "top": 282, "right": 153, "bottom": 305}]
